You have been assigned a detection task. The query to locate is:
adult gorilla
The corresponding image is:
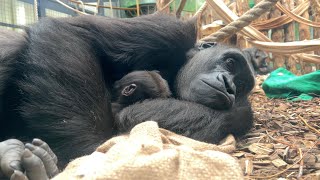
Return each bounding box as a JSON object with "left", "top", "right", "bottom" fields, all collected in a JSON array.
[
  {"left": 0, "top": 14, "right": 254, "bottom": 179},
  {"left": 0, "top": 14, "right": 195, "bottom": 179},
  {"left": 117, "top": 43, "right": 255, "bottom": 143}
]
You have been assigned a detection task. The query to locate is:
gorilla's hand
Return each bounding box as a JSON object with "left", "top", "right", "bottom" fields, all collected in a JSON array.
[{"left": 0, "top": 139, "right": 59, "bottom": 180}]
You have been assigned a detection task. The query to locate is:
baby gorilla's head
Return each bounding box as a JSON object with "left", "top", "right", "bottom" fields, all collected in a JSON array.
[{"left": 112, "top": 70, "right": 171, "bottom": 116}]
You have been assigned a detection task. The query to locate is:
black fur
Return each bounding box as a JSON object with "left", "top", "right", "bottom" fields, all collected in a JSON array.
[
  {"left": 117, "top": 44, "right": 254, "bottom": 144},
  {"left": 0, "top": 14, "right": 254, "bottom": 171},
  {"left": 0, "top": 30, "right": 27, "bottom": 138},
  {"left": 0, "top": 14, "right": 196, "bottom": 167}
]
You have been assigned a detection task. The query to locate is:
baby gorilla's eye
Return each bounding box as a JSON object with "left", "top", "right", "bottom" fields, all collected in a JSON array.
[{"left": 225, "top": 58, "right": 235, "bottom": 72}]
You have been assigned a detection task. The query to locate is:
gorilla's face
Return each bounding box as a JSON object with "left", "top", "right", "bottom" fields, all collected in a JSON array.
[
  {"left": 252, "top": 50, "right": 269, "bottom": 75},
  {"left": 176, "top": 43, "right": 255, "bottom": 110},
  {"left": 243, "top": 47, "right": 270, "bottom": 75}
]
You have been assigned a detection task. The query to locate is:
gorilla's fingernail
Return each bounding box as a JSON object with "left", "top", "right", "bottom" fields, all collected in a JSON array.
[
  {"left": 32, "top": 138, "right": 43, "bottom": 145},
  {"left": 22, "top": 149, "right": 32, "bottom": 158},
  {"left": 9, "top": 161, "right": 22, "bottom": 171},
  {"left": 11, "top": 170, "right": 27, "bottom": 180},
  {"left": 25, "top": 143, "right": 35, "bottom": 150}
]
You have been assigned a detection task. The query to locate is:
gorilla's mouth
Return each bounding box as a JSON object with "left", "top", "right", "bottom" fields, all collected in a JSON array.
[
  {"left": 201, "top": 80, "right": 235, "bottom": 108},
  {"left": 258, "top": 67, "right": 270, "bottom": 74}
]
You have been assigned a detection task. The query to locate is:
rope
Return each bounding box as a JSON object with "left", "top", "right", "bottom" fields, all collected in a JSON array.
[{"left": 201, "top": 0, "right": 280, "bottom": 42}]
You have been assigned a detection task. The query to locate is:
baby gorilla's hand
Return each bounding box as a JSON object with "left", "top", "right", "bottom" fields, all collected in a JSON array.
[{"left": 0, "top": 139, "right": 59, "bottom": 180}]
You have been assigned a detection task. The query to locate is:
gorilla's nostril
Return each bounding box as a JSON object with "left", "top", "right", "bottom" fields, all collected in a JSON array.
[
  {"left": 222, "top": 75, "right": 236, "bottom": 95},
  {"left": 226, "top": 86, "right": 235, "bottom": 95}
]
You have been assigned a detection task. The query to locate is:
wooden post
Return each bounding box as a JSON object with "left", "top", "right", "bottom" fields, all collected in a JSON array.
[
  {"left": 156, "top": 0, "right": 170, "bottom": 13},
  {"left": 235, "top": 0, "right": 250, "bottom": 49},
  {"left": 253, "top": 0, "right": 271, "bottom": 68},
  {"left": 223, "top": 0, "right": 236, "bottom": 45},
  {"left": 254, "top": 0, "right": 269, "bottom": 37},
  {"left": 282, "top": 0, "right": 298, "bottom": 74},
  {"left": 136, "top": 0, "right": 140, "bottom": 16},
  {"left": 176, "top": 0, "right": 186, "bottom": 18},
  {"left": 312, "top": 1, "right": 320, "bottom": 70},
  {"left": 270, "top": 6, "right": 285, "bottom": 70},
  {"left": 297, "top": 0, "right": 311, "bottom": 74}
]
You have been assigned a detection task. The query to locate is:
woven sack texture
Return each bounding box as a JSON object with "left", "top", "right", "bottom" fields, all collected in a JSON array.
[{"left": 53, "top": 121, "right": 243, "bottom": 180}]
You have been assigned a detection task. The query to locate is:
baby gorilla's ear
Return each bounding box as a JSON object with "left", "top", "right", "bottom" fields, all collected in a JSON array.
[{"left": 121, "top": 84, "right": 137, "bottom": 96}]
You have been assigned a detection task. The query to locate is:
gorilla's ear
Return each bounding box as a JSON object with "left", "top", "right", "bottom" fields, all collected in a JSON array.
[{"left": 121, "top": 84, "right": 137, "bottom": 96}]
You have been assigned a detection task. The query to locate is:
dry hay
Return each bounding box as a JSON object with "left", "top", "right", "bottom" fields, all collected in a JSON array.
[{"left": 235, "top": 75, "right": 320, "bottom": 179}]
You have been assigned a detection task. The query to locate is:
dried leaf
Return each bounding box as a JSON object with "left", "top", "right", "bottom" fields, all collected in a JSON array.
[
  {"left": 304, "top": 133, "right": 318, "bottom": 140},
  {"left": 232, "top": 152, "right": 245, "bottom": 158},
  {"left": 272, "top": 159, "right": 287, "bottom": 169},
  {"left": 248, "top": 143, "right": 274, "bottom": 155},
  {"left": 244, "top": 159, "right": 253, "bottom": 175},
  {"left": 252, "top": 160, "right": 271, "bottom": 165},
  {"left": 238, "top": 75, "right": 320, "bottom": 178},
  {"left": 254, "top": 155, "right": 270, "bottom": 160},
  {"left": 277, "top": 103, "right": 289, "bottom": 111}
]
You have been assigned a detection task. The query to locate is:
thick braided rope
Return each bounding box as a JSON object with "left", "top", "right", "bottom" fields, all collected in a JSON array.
[{"left": 201, "top": 0, "right": 280, "bottom": 42}]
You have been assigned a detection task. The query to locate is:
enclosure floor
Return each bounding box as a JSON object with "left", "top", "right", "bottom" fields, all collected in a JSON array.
[{"left": 236, "top": 75, "right": 320, "bottom": 179}]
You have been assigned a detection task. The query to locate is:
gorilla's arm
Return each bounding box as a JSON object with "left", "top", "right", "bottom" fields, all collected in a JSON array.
[
  {"left": 61, "top": 15, "right": 197, "bottom": 84},
  {"left": 117, "top": 98, "right": 253, "bottom": 144}
]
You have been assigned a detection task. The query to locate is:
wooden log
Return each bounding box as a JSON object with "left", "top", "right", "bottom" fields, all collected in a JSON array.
[
  {"left": 254, "top": 0, "right": 269, "bottom": 37},
  {"left": 297, "top": 0, "right": 312, "bottom": 74},
  {"left": 136, "top": 0, "right": 140, "bottom": 16},
  {"left": 253, "top": 0, "right": 271, "bottom": 68},
  {"left": 270, "top": 7, "right": 285, "bottom": 69},
  {"left": 156, "top": 0, "right": 170, "bottom": 13},
  {"left": 176, "top": 0, "right": 186, "bottom": 18},
  {"left": 312, "top": 4, "right": 320, "bottom": 70},
  {"left": 236, "top": 0, "right": 250, "bottom": 49},
  {"left": 282, "top": 0, "right": 298, "bottom": 74}
]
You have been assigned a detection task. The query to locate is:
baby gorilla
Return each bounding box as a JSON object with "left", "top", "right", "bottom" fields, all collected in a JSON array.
[
  {"left": 111, "top": 70, "right": 172, "bottom": 117},
  {"left": 243, "top": 47, "right": 270, "bottom": 75}
]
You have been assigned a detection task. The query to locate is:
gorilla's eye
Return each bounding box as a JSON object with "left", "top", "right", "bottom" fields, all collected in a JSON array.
[
  {"left": 225, "top": 58, "right": 235, "bottom": 72},
  {"left": 198, "top": 42, "right": 217, "bottom": 50}
]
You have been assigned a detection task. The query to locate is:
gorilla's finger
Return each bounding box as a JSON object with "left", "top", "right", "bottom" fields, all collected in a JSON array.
[
  {"left": 10, "top": 170, "right": 28, "bottom": 180},
  {"left": 0, "top": 139, "right": 24, "bottom": 177},
  {"left": 21, "top": 149, "right": 48, "bottom": 180},
  {"left": 31, "top": 139, "right": 57, "bottom": 164},
  {"left": 25, "top": 143, "right": 59, "bottom": 178}
]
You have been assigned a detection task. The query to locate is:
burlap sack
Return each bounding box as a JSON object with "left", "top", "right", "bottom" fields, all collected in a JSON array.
[{"left": 53, "top": 121, "right": 243, "bottom": 180}]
